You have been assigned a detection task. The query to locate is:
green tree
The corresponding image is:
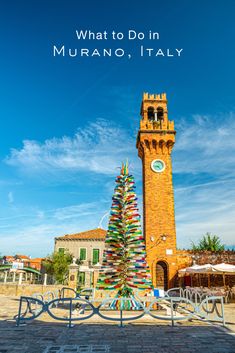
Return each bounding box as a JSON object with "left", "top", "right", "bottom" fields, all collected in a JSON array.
[
  {"left": 42, "top": 250, "right": 74, "bottom": 284},
  {"left": 191, "top": 232, "right": 225, "bottom": 252}
]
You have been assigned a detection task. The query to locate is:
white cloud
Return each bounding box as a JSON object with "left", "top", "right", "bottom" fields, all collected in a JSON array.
[
  {"left": 53, "top": 202, "right": 100, "bottom": 220},
  {"left": 6, "top": 113, "right": 235, "bottom": 179},
  {"left": 174, "top": 112, "right": 235, "bottom": 175},
  {"left": 171, "top": 112, "right": 235, "bottom": 247},
  {"left": 175, "top": 177, "right": 235, "bottom": 248},
  {"left": 37, "top": 211, "right": 45, "bottom": 219},
  {"left": 5, "top": 119, "right": 136, "bottom": 177},
  {"left": 7, "top": 191, "right": 14, "bottom": 204},
  {"left": 0, "top": 201, "right": 109, "bottom": 256}
]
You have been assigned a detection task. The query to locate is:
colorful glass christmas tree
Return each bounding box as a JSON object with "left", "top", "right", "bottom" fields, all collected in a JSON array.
[{"left": 96, "top": 162, "right": 153, "bottom": 304}]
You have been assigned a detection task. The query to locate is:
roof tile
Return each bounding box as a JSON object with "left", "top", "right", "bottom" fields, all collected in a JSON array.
[{"left": 56, "top": 228, "right": 106, "bottom": 240}]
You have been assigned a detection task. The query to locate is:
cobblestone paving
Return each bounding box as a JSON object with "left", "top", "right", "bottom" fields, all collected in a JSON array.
[
  {"left": 1, "top": 322, "right": 235, "bottom": 353},
  {"left": 0, "top": 296, "right": 235, "bottom": 353}
]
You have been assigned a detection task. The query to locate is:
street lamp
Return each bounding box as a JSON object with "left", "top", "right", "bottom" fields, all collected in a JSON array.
[{"left": 149, "top": 234, "right": 168, "bottom": 249}]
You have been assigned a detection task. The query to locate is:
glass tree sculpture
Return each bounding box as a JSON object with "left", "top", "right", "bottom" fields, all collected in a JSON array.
[{"left": 96, "top": 162, "right": 153, "bottom": 308}]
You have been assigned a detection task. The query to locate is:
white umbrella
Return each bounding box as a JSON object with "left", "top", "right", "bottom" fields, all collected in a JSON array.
[
  {"left": 212, "top": 263, "right": 235, "bottom": 273},
  {"left": 178, "top": 262, "right": 235, "bottom": 288},
  {"left": 179, "top": 264, "right": 213, "bottom": 274}
]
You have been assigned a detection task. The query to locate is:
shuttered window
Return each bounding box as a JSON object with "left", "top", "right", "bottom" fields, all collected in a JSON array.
[
  {"left": 92, "top": 249, "right": 100, "bottom": 265},
  {"left": 80, "top": 248, "right": 87, "bottom": 260}
]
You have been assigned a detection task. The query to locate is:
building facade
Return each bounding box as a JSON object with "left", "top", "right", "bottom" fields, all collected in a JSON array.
[{"left": 54, "top": 228, "right": 106, "bottom": 286}]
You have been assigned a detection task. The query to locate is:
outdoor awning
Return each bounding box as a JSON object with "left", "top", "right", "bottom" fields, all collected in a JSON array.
[
  {"left": 178, "top": 264, "right": 213, "bottom": 275},
  {"left": 178, "top": 263, "right": 235, "bottom": 276},
  {"left": 212, "top": 263, "right": 235, "bottom": 273}
]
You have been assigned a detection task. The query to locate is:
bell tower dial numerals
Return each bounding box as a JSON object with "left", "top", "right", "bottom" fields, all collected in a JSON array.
[{"left": 151, "top": 159, "right": 165, "bottom": 173}]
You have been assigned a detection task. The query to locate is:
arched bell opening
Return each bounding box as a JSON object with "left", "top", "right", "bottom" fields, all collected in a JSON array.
[
  {"left": 156, "top": 260, "right": 168, "bottom": 290},
  {"left": 157, "top": 107, "right": 164, "bottom": 128},
  {"left": 147, "top": 106, "right": 154, "bottom": 121}
]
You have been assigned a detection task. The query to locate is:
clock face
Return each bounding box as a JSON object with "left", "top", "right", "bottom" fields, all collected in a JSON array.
[{"left": 151, "top": 159, "right": 165, "bottom": 173}]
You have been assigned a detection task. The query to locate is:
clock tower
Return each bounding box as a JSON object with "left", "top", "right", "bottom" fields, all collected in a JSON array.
[{"left": 136, "top": 92, "right": 178, "bottom": 289}]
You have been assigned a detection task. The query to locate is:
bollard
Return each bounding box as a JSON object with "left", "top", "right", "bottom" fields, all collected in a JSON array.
[
  {"left": 4, "top": 271, "right": 8, "bottom": 283},
  {"left": 43, "top": 273, "right": 48, "bottom": 286},
  {"left": 13, "top": 271, "right": 16, "bottom": 282},
  {"left": 119, "top": 309, "right": 124, "bottom": 328},
  {"left": 170, "top": 299, "right": 174, "bottom": 327},
  {"left": 18, "top": 272, "right": 23, "bottom": 285},
  {"left": 221, "top": 298, "right": 226, "bottom": 327},
  {"left": 67, "top": 298, "right": 74, "bottom": 328}
]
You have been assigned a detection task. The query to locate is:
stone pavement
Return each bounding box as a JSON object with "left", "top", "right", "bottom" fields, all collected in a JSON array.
[
  {"left": 0, "top": 295, "right": 235, "bottom": 353},
  {"left": 1, "top": 321, "right": 235, "bottom": 353}
]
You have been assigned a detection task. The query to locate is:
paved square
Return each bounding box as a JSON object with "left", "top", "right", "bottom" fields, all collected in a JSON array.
[{"left": 0, "top": 295, "right": 235, "bottom": 353}]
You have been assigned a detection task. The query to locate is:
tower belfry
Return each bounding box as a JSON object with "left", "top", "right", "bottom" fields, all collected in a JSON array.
[{"left": 136, "top": 92, "right": 178, "bottom": 289}]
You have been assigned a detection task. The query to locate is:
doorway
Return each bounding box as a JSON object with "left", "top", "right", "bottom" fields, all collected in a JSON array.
[{"left": 156, "top": 261, "right": 168, "bottom": 290}]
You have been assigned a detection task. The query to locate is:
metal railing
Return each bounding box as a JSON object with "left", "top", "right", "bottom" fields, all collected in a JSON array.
[
  {"left": 167, "top": 287, "right": 207, "bottom": 304},
  {"left": 167, "top": 287, "right": 225, "bottom": 304},
  {"left": 32, "top": 289, "right": 60, "bottom": 302},
  {"left": 15, "top": 291, "right": 226, "bottom": 328},
  {"left": 166, "top": 287, "right": 225, "bottom": 324}
]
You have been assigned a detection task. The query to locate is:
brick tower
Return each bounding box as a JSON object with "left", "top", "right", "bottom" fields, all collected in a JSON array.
[{"left": 136, "top": 92, "right": 178, "bottom": 289}]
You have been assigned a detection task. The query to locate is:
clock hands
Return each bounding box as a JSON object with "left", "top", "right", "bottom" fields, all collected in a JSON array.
[{"left": 151, "top": 159, "right": 165, "bottom": 173}]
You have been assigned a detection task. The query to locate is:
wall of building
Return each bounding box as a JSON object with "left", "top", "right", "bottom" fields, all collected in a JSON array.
[
  {"left": 54, "top": 239, "right": 105, "bottom": 266},
  {"left": 176, "top": 250, "right": 235, "bottom": 287},
  {"left": 0, "top": 284, "right": 64, "bottom": 297},
  {"left": 176, "top": 250, "right": 235, "bottom": 268}
]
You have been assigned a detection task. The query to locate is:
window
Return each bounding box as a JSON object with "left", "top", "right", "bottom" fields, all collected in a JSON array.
[
  {"left": 79, "top": 248, "right": 87, "bottom": 260},
  {"left": 58, "top": 248, "right": 65, "bottom": 254},
  {"left": 92, "top": 249, "right": 100, "bottom": 265},
  {"left": 78, "top": 272, "right": 85, "bottom": 285}
]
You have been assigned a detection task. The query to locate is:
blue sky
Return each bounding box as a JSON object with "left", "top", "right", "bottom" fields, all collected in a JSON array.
[{"left": 0, "top": 0, "right": 235, "bottom": 257}]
